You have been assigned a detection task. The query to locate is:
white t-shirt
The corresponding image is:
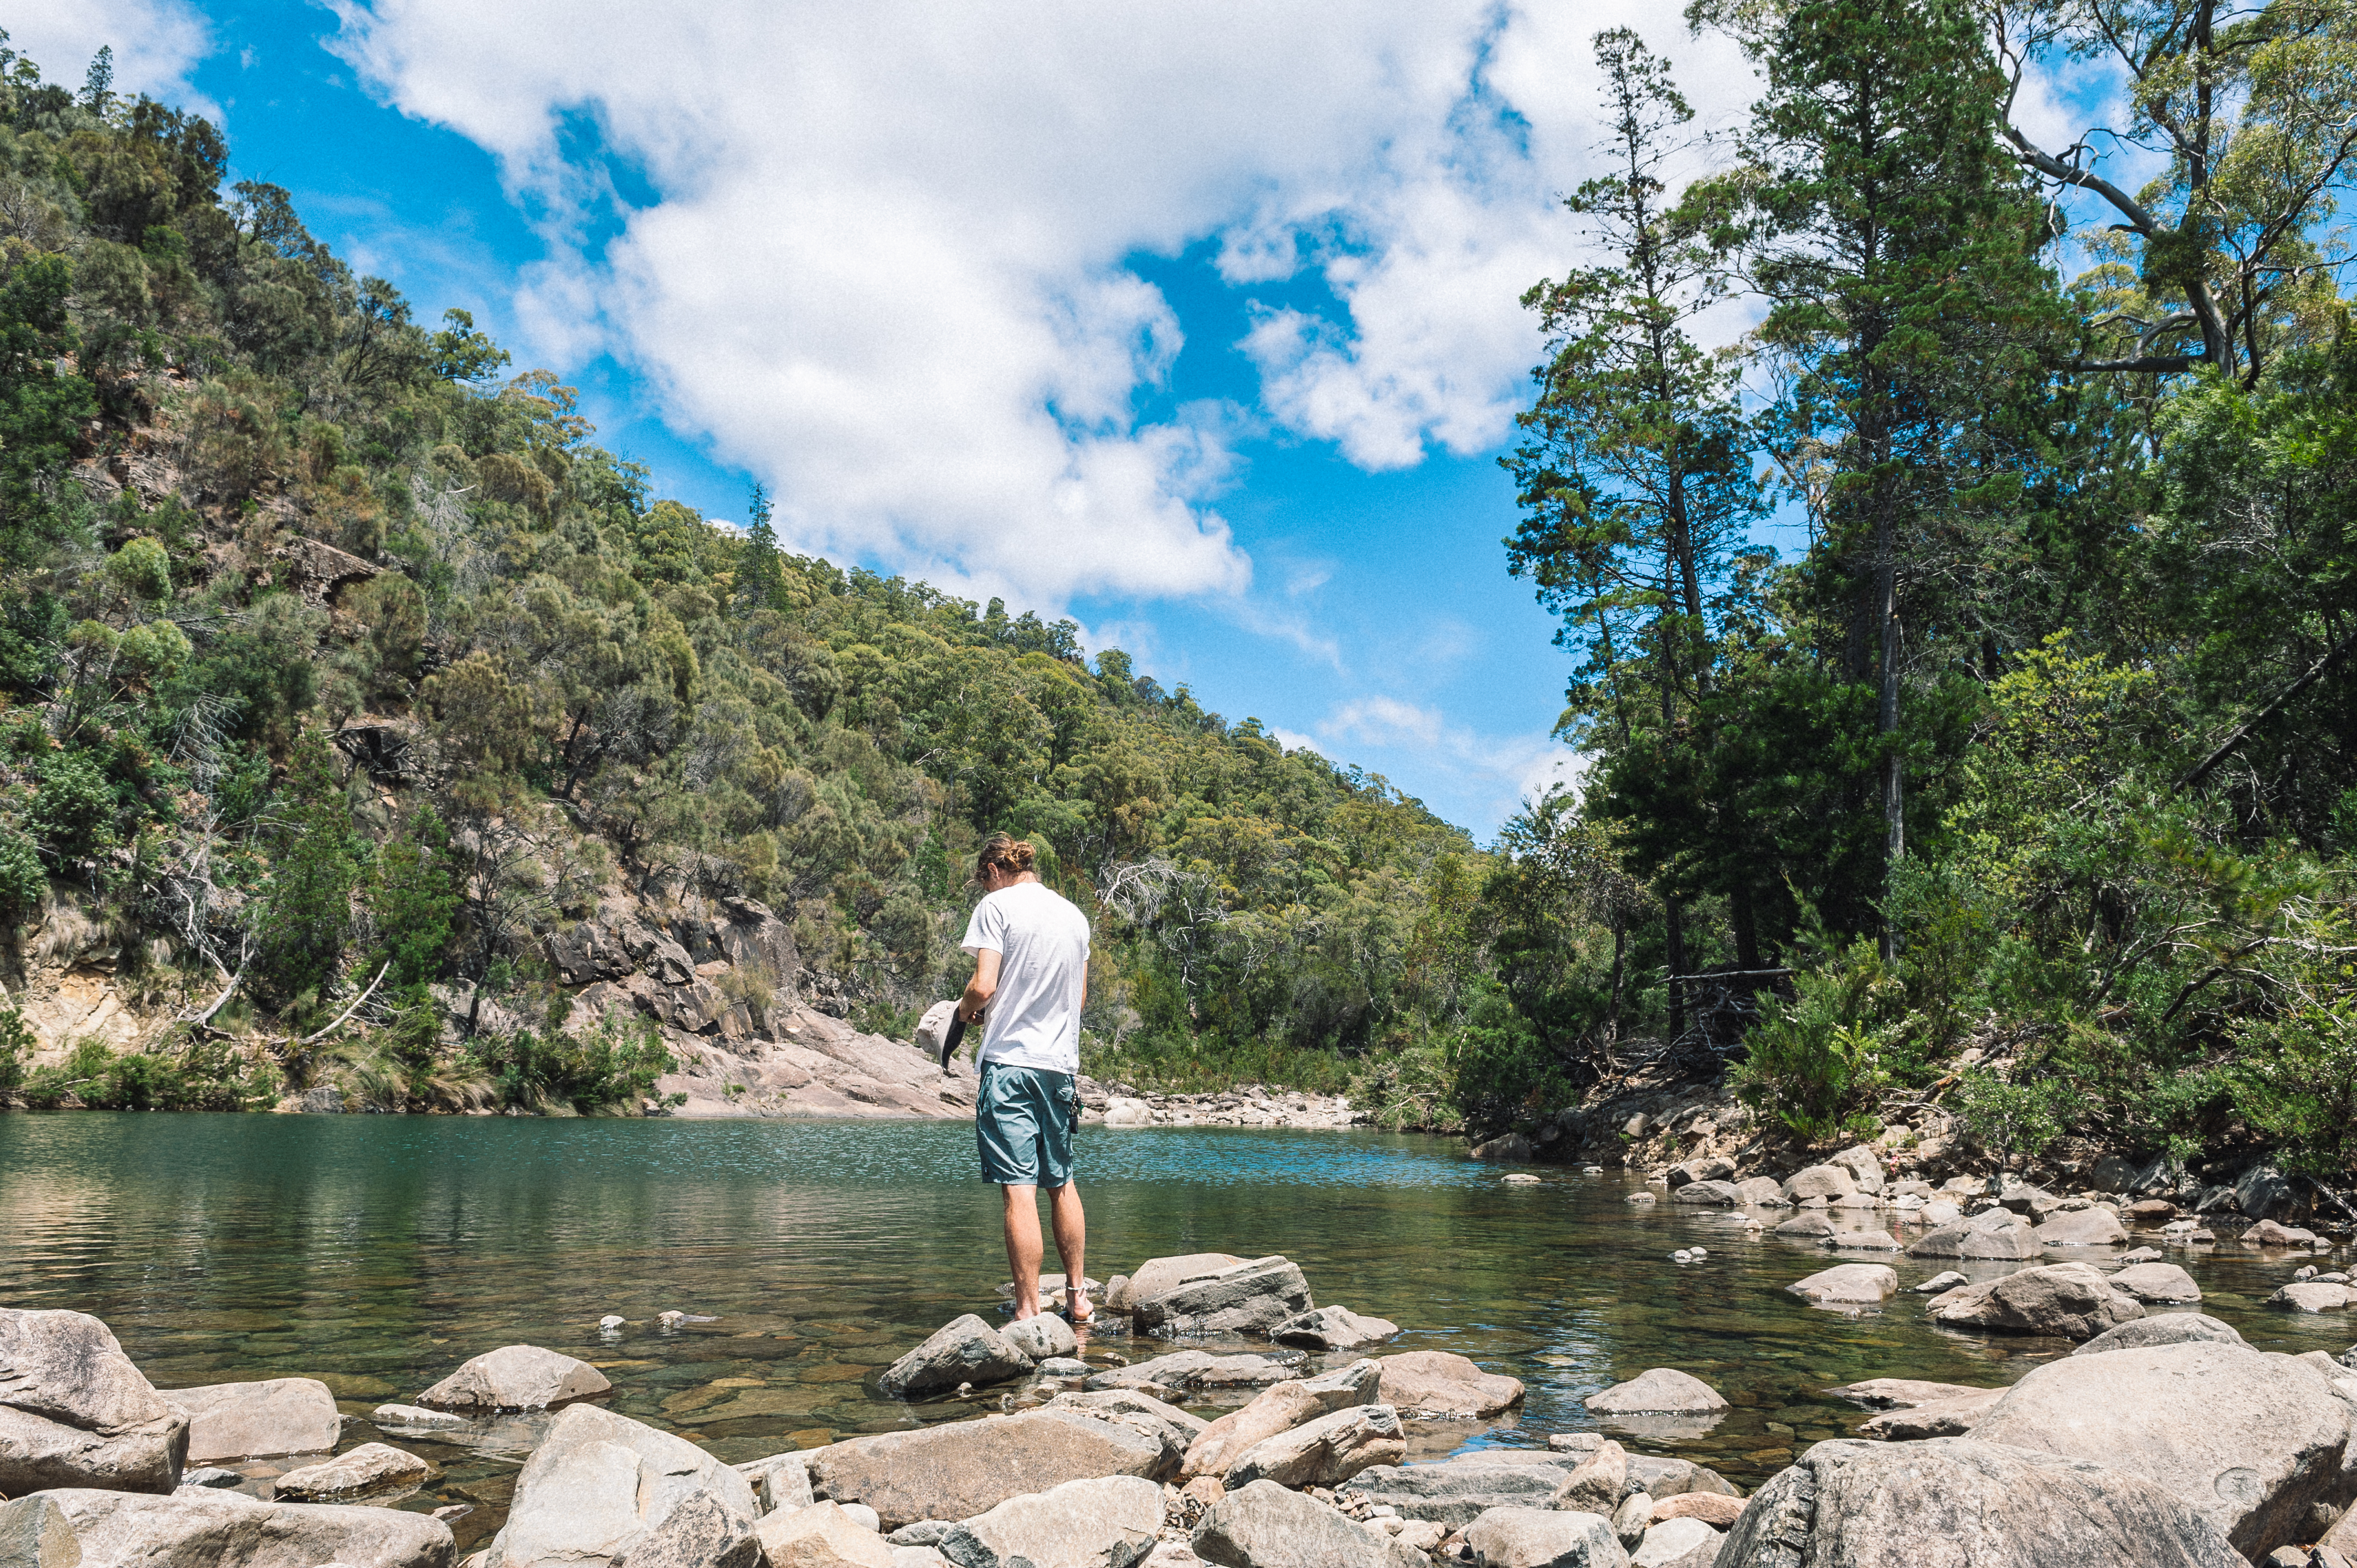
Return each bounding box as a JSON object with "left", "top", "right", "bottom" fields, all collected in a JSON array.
[{"left": 960, "top": 880, "right": 1091, "bottom": 1074}]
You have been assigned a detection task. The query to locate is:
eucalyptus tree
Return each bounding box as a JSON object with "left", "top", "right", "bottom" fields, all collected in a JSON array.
[
  {"left": 1505, "top": 29, "right": 1766, "bottom": 1036},
  {"left": 1686, "top": 0, "right": 2068, "bottom": 952}
]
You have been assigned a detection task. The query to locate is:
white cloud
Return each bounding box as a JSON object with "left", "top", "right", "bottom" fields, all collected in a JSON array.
[
  {"left": 1303, "top": 696, "right": 1581, "bottom": 831},
  {"left": 328, "top": 0, "right": 1767, "bottom": 608},
  {"left": 8, "top": 0, "right": 214, "bottom": 114}
]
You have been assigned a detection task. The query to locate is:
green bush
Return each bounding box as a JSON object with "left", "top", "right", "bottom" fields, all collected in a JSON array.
[
  {"left": 0, "top": 1008, "right": 29, "bottom": 1092},
  {"left": 462, "top": 1014, "right": 676, "bottom": 1114},
  {"left": 0, "top": 831, "right": 40, "bottom": 919},
  {"left": 1953, "top": 1065, "right": 2073, "bottom": 1157},
  {"left": 2231, "top": 1001, "right": 2357, "bottom": 1179},
  {"left": 1730, "top": 936, "right": 1917, "bottom": 1143}
]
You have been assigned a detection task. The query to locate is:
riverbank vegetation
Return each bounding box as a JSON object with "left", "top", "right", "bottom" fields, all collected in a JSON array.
[
  {"left": 0, "top": 37, "right": 1477, "bottom": 1113},
  {"left": 1479, "top": 0, "right": 2357, "bottom": 1180}
]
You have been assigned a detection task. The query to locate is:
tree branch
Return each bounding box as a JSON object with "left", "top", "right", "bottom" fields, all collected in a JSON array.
[
  {"left": 300, "top": 962, "right": 393, "bottom": 1045},
  {"left": 2177, "top": 622, "right": 2357, "bottom": 791},
  {"left": 2070, "top": 353, "right": 2202, "bottom": 373}
]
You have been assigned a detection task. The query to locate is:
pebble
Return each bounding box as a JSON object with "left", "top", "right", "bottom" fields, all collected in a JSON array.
[
  {"left": 182, "top": 1468, "right": 241, "bottom": 1489},
  {"left": 1583, "top": 1166, "right": 1604, "bottom": 1175},
  {"left": 598, "top": 1315, "right": 625, "bottom": 1330},
  {"left": 1504, "top": 1174, "right": 1541, "bottom": 1185}
]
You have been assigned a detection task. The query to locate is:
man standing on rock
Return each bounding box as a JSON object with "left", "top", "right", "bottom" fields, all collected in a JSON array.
[{"left": 958, "top": 833, "right": 1094, "bottom": 1324}]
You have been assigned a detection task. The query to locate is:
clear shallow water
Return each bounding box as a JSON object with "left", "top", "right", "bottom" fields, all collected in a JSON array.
[{"left": 2, "top": 1113, "right": 2349, "bottom": 1550}]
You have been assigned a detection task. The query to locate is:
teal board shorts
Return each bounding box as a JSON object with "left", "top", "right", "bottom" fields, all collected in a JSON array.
[{"left": 976, "top": 1062, "right": 1079, "bottom": 1187}]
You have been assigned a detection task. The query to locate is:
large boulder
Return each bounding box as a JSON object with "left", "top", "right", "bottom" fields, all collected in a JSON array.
[
  {"left": 1545, "top": 1438, "right": 1739, "bottom": 1502},
  {"left": 755, "top": 1501, "right": 893, "bottom": 1568},
  {"left": 0, "top": 1308, "right": 189, "bottom": 1495},
  {"left": 1270, "top": 1307, "right": 1398, "bottom": 1350},
  {"left": 806, "top": 1407, "right": 1171, "bottom": 1528},
  {"left": 879, "top": 1316, "right": 1034, "bottom": 1397},
  {"left": 1711, "top": 1438, "right": 2241, "bottom": 1568},
  {"left": 1785, "top": 1263, "right": 1897, "bottom": 1306},
  {"left": 1827, "top": 1378, "right": 2001, "bottom": 1410},
  {"left": 2072, "top": 1313, "right": 2245, "bottom": 1356},
  {"left": 1733, "top": 1177, "right": 1784, "bottom": 1206},
  {"left": 40, "top": 1487, "right": 457, "bottom": 1568},
  {"left": 935, "top": 1474, "right": 1161, "bottom": 1568},
  {"left": 414, "top": 1345, "right": 611, "bottom": 1412},
  {"left": 1970, "top": 1339, "right": 2357, "bottom": 1559},
  {"left": 162, "top": 1379, "right": 340, "bottom": 1463},
  {"left": 1191, "top": 1479, "right": 1423, "bottom": 1568},
  {"left": 1461, "top": 1506, "right": 1627, "bottom": 1568},
  {"left": 1182, "top": 1363, "right": 1381, "bottom": 1477},
  {"left": 2235, "top": 1163, "right": 2299, "bottom": 1222},
  {"left": 1554, "top": 1440, "right": 1627, "bottom": 1514},
  {"left": 272, "top": 1441, "right": 431, "bottom": 1502},
  {"left": 1583, "top": 1369, "right": 1727, "bottom": 1416},
  {"left": 1629, "top": 1517, "right": 1718, "bottom": 1568},
  {"left": 1083, "top": 1352, "right": 1296, "bottom": 1395},
  {"left": 2110, "top": 1263, "right": 2201, "bottom": 1304},
  {"left": 2035, "top": 1208, "right": 2130, "bottom": 1247},
  {"left": 2270, "top": 1282, "right": 2354, "bottom": 1312},
  {"left": 1773, "top": 1212, "right": 1835, "bottom": 1238},
  {"left": 1373, "top": 1352, "right": 1522, "bottom": 1417},
  {"left": 1105, "top": 1256, "right": 1246, "bottom": 1313},
  {"left": 1857, "top": 1389, "right": 2005, "bottom": 1438},
  {"left": 477, "top": 1403, "right": 760, "bottom": 1568},
  {"left": 1669, "top": 1181, "right": 1743, "bottom": 1207},
  {"left": 1669, "top": 1157, "right": 1736, "bottom": 1188},
  {"left": 1341, "top": 1456, "right": 1581, "bottom": 1529},
  {"left": 1226, "top": 1403, "right": 1404, "bottom": 1489},
  {"left": 0, "top": 1494, "right": 79, "bottom": 1568},
  {"left": 1924, "top": 1263, "right": 2144, "bottom": 1339},
  {"left": 1825, "top": 1146, "right": 1886, "bottom": 1196},
  {"left": 1132, "top": 1257, "right": 1314, "bottom": 1339},
  {"left": 1781, "top": 1165, "right": 1857, "bottom": 1203}
]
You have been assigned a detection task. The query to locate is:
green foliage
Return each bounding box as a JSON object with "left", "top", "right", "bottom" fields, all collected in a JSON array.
[
  {"left": 251, "top": 729, "right": 358, "bottom": 1007},
  {"left": 1953, "top": 1066, "right": 2072, "bottom": 1158},
  {"left": 370, "top": 807, "right": 457, "bottom": 989},
  {"left": 0, "top": 1008, "right": 29, "bottom": 1092},
  {"left": 462, "top": 1015, "right": 675, "bottom": 1114},
  {"left": 2232, "top": 1001, "right": 2357, "bottom": 1180},
  {"left": 1730, "top": 933, "right": 1915, "bottom": 1143},
  {"left": 0, "top": 827, "right": 45, "bottom": 918}
]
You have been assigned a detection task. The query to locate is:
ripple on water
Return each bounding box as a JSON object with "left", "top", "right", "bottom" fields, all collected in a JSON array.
[{"left": 3, "top": 1112, "right": 2348, "bottom": 1551}]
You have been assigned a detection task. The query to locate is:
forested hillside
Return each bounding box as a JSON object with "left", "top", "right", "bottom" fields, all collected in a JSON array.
[
  {"left": 0, "top": 39, "right": 1483, "bottom": 1113},
  {"left": 1483, "top": 4, "right": 2357, "bottom": 1183}
]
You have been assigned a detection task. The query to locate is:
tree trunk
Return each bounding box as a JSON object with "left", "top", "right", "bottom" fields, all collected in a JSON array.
[{"left": 1877, "top": 522, "right": 1903, "bottom": 961}]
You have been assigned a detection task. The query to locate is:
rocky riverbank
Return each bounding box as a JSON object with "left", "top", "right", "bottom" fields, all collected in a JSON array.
[{"left": 9, "top": 1219, "right": 2357, "bottom": 1568}]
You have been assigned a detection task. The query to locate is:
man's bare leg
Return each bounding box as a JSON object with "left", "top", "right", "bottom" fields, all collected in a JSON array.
[
  {"left": 1002, "top": 1184, "right": 1044, "bottom": 1320},
  {"left": 1048, "top": 1181, "right": 1089, "bottom": 1322}
]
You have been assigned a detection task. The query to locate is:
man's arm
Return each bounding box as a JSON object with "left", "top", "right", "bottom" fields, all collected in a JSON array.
[{"left": 959, "top": 948, "right": 1001, "bottom": 1023}]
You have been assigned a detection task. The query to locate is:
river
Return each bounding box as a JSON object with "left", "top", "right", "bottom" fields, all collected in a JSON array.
[{"left": 1, "top": 1113, "right": 2343, "bottom": 1551}]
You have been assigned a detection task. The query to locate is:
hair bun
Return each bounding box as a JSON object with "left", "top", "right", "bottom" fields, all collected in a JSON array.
[{"left": 976, "top": 832, "right": 1038, "bottom": 876}]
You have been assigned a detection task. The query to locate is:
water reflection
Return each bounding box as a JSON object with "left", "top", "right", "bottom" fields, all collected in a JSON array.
[{"left": 3, "top": 1113, "right": 2348, "bottom": 1549}]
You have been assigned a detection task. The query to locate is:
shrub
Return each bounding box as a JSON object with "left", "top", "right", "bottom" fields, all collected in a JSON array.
[
  {"left": 462, "top": 1014, "right": 676, "bottom": 1115},
  {"left": 1953, "top": 1066, "right": 2073, "bottom": 1157},
  {"left": 0, "top": 1008, "right": 29, "bottom": 1092},
  {"left": 1730, "top": 936, "right": 1916, "bottom": 1143},
  {"left": 2231, "top": 1001, "right": 2357, "bottom": 1179}
]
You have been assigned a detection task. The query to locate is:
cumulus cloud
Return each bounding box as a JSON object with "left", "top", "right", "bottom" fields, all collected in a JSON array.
[
  {"left": 329, "top": 0, "right": 1764, "bottom": 606},
  {"left": 9, "top": 0, "right": 214, "bottom": 112}
]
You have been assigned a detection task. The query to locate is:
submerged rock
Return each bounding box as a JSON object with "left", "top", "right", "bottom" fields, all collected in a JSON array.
[
  {"left": 881, "top": 1315, "right": 1035, "bottom": 1397},
  {"left": 478, "top": 1404, "right": 759, "bottom": 1568},
  {"left": 1372, "top": 1352, "right": 1522, "bottom": 1417},
  {"left": 1713, "top": 1438, "right": 2242, "bottom": 1568},
  {"left": 414, "top": 1345, "right": 611, "bottom": 1413},
  {"left": 42, "top": 1486, "right": 459, "bottom": 1568},
  {"left": 164, "top": 1378, "right": 340, "bottom": 1463},
  {"left": 0, "top": 1308, "right": 190, "bottom": 1495}
]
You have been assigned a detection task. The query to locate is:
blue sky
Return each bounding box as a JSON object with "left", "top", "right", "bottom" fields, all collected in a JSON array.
[{"left": 18, "top": 0, "right": 2122, "bottom": 837}]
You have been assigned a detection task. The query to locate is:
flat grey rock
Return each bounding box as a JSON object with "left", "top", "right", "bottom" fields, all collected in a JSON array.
[
  {"left": 1712, "top": 1438, "right": 2242, "bottom": 1568},
  {"left": 1133, "top": 1257, "right": 1315, "bottom": 1339},
  {"left": 1583, "top": 1369, "right": 1728, "bottom": 1416},
  {"left": 1669, "top": 1180, "right": 1742, "bottom": 1206},
  {"left": 43, "top": 1486, "right": 458, "bottom": 1568},
  {"left": 1372, "top": 1351, "right": 1522, "bottom": 1417},
  {"left": 164, "top": 1379, "right": 341, "bottom": 1463},
  {"left": 1224, "top": 1402, "right": 1403, "bottom": 1489},
  {"left": 807, "top": 1407, "right": 1170, "bottom": 1529},
  {"left": 1924, "top": 1263, "right": 2144, "bottom": 1340},
  {"left": 1000, "top": 1314, "right": 1079, "bottom": 1363},
  {"left": 1083, "top": 1351, "right": 1297, "bottom": 1394},
  {"left": 1785, "top": 1263, "right": 1897, "bottom": 1304},
  {"left": 1461, "top": 1505, "right": 1627, "bottom": 1567},
  {"left": 1270, "top": 1306, "right": 1399, "bottom": 1350},
  {"left": 2109, "top": 1263, "right": 2201, "bottom": 1303},
  {"left": 936, "top": 1474, "right": 1160, "bottom": 1568},
  {"left": 273, "top": 1441, "right": 430, "bottom": 1502}
]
